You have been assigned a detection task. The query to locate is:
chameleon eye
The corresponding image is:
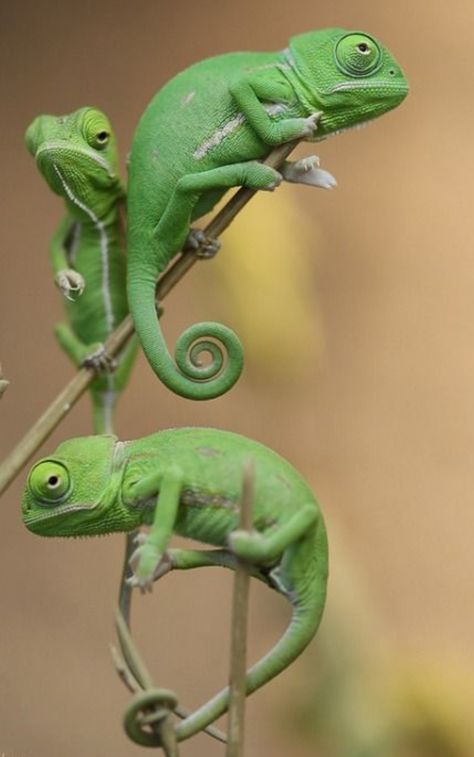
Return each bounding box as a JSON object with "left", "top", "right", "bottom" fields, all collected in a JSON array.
[
  {"left": 334, "top": 33, "right": 382, "bottom": 77},
  {"left": 82, "top": 109, "right": 112, "bottom": 150},
  {"left": 94, "top": 130, "right": 110, "bottom": 148},
  {"left": 28, "top": 460, "right": 71, "bottom": 505}
]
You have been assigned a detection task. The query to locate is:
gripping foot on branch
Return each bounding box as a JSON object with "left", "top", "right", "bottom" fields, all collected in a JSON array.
[
  {"left": 281, "top": 155, "right": 337, "bottom": 189},
  {"left": 184, "top": 228, "right": 222, "bottom": 259},
  {"left": 81, "top": 344, "right": 117, "bottom": 373}
]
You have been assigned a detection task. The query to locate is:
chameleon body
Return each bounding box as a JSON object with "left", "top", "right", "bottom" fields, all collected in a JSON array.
[
  {"left": 25, "top": 107, "right": 137, "bottom": 434},
  {"left": 127, "top": 28, "right": 408, "bottom": 400},
  {"left": 22, "top": 427, "right": 328, "bottom": 740}
]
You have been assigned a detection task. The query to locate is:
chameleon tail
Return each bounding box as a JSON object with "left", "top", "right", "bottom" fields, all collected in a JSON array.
[
  {"left": 90, "top": 385, "right": 117, "bottom": 435},
  {"left": 175, "top": 595, "right": 325, "bottom": 741},
  {"left": 127, "top": 265, "right": 244, "bottom": 400}
]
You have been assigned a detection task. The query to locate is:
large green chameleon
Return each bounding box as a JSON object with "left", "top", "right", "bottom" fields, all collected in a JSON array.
[
  {"left": 25, "top": 107, "right": 137, "bottom": 434},
  {"left": 22, "top": 427, "right": 328, "bottom": 741},
  {"left": 127, "top": 28, "right": 409, "bottom": 400}
]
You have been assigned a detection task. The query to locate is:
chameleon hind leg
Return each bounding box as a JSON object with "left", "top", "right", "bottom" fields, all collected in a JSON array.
[
  {"left": 54, "top": 322, "right": 115, "bottom": 372},
  {"left": 153, "top": 160, "right": 282, "bottom": 257},
  {"left": 228, "top": 504, "right": 319, "bottom": 565},
  {"left": 150, "top": 547, "right": 274, "bottom": 588}
]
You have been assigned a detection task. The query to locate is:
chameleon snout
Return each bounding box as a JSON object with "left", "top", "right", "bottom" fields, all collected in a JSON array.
[{"left": 25, "top": 116, "right": 42, "bottom": 155}]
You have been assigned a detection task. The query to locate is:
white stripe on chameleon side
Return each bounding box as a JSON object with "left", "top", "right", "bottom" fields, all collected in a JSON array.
[
  {"left": 66, "top": 221, "right": 82, "bottom": 266},
  {"left": 193, "top": 103, "right": 288, "bottom": 161},
  {"left": 53, "top": 165, "right": 115, "bottom": 334},
  {"left": 101, "top": 385, "right": 117, "bottom": 434}
]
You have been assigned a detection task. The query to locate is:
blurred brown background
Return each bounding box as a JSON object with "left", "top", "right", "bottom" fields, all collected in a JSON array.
[{"left": 1, "top": 1, "right": 473, "bottom": 755}]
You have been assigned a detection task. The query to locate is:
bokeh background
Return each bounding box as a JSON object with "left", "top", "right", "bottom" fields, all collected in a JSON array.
[{"left": 1, "top": 1, "right": 473, "bottom": 755}]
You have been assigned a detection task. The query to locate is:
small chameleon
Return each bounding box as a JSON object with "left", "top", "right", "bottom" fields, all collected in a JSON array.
[
  {"left": 25, "top": 107, "right": 138, "bottom": 434},
  {"left": 22, "top": 426, "right": 328, "bottom": 741},
  {"left": 126, "top": 28, "right": 409, "bottom": 400}
]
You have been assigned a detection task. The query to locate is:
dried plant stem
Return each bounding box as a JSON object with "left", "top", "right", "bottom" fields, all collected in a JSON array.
[
  {"left": 226, "top": 461, "right": 254, "bottom": 757},
  {"left": 0, "top": 139, "right": 299, "bottom": 497}
]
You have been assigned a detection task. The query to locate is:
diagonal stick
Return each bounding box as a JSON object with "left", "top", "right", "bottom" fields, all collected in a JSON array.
[{"left": 0, "top": 138, "right": 301, "bottom": 497}]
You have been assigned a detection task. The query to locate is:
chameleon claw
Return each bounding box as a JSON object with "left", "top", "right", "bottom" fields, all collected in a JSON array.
[
  {"left": 262, "top": 171, "right": 283, "bottom": 192},
  {"left": 128, "top": 539, "right": 169, "bottom": 590},
  {"left": 304, "top": 111, "right": 322, "bottom": 137},
  {"left": 282, "top": 156, "right": 337, "bottom": 189},
  {"left": 82, "top": 345, "right": 117, "bottom": 373},
  {"left": 133, "top": 532, "right": 148, "bottom": 546},
  {"left": 185, "top": 228, "right": 221, "bottom": 259},
  {"left": 55, "top": 269, "right": 85, "bottom": 301}
]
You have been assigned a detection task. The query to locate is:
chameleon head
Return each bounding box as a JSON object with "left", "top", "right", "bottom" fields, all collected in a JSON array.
[
  {"left": 25, "top": 107, "right": 122, "bottom": 217},
  {"left": 288, "top": 29, "right": 409, "bottom": 138},
  {"left": 21, "top": 435, "right": 137, "bottom": 537}
]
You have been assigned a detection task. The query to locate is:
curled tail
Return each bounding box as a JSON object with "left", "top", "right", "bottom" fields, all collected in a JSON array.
[
  {"left": 175, "top": 596, "right": 325, "bottom": 742},
  {"left": 127, "top": 266, "right": 244, "bottom": 400}
]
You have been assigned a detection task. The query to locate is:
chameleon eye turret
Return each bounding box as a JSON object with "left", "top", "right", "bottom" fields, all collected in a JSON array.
[
  {"left": 27, "top": 460, "right": 72, "bottom": 505},
  {"left": 334, "top": 33, "right": 383, "bottom": 77},
  {"left": 81, "top": 109, "right": 112, "bottom": 150}
]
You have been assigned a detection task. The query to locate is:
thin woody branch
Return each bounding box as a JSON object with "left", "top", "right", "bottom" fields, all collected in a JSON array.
[
  {"left": 226, "top": 461, "right": 254, "bottom": 757},
  {"left": 0, "top": 138, "right": 300, "bottom": 497}
]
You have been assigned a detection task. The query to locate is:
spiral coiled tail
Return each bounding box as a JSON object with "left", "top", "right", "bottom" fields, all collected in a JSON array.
[
  {"left": 124, "top": 688, "right": 178, "bottom": 748},
  {"left": 127, "top": 268, "right": 244, "bottom": 400},
  {"left": 173, "top": 321, "right": 244, "bottom": 391}
]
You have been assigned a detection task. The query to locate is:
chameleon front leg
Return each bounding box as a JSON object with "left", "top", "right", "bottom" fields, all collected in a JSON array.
[
  {"left": 229, "top": 74, "right": 320, "bottom": 145},
  {"left": 127, "top": 466, "right": 184, "bottom": 591},
  {"left": 50, "top": 217, "right": 85, "bottom": 301}
]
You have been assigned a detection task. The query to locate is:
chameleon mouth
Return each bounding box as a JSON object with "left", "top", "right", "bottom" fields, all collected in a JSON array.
[
  {"left": 23, "top": 501, "right": 98, "bottom": 533},
  {"left": 35, "top": 140, "right": 116, "bottom": 179},
  {"left": 323, "top": 80, "right": 409, "bottom": 95},
  {"left": 313, "top": 117, "right": 373, "bottom": 141}
]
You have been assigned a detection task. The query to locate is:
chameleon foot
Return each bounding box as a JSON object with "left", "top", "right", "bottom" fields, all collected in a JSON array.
[
  {"left": 185, "top": 228, "right": 222, "bottom": 259},
  {"left": 301, "top": 111, "right": 322, "bottom": 139},
  {"left": 81, "top": 345, "right": 117, "bottom": 373},
  {"left": 127, "top": 536, "right": 171, "bottom": 592},
  {"left": 55, "top": 269, "right": 85, "bottom": 301},
  {"left": 282, "top": 155, "right": 337, "bottom": 189}
]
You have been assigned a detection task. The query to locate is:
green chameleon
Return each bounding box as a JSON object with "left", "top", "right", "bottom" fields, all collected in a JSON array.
[
  {"left": 22, "top": 426, "right": 328, "bottom": 741},
  {"left": 25, "top": 107, "right": 137, "bottom": 434},
  {"left": 126, "top": 28, "right": 408, "bottom": 400}
]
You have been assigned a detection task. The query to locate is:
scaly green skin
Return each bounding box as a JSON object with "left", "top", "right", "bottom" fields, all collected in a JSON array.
[
  {"left": 22, "top": 427, "right": 328, "bottom": 741},
  {"left": 127, "top": 28, "right": 408, "bottom": 400},
  {"left": 25, "top": 107, "right": 138, "bottom": 434}
]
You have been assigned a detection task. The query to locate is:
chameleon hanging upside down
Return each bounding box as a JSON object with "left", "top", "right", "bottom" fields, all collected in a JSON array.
[
  {"left": 25, "top": 107, "right": 138, "bottom": 434},
  {"left": 127, "top": 28, "right": 409, "bottom": 400},
  {"left": 22, "top": 427, "right": 328, "bottom": 741}
]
